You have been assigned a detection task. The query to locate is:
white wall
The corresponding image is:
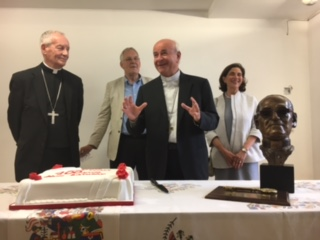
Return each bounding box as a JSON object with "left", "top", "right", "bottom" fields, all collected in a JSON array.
[
  {"left": 309, "top": 14, "right": 320, "bottom": 179},
  {"left": 0, "top": 8, "right": 314, "bottom": 182}
]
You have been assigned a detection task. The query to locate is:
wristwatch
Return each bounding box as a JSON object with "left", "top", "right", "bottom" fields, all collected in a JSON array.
[{"left": 241, "top": 147, "right": 248, "bottom": 153}]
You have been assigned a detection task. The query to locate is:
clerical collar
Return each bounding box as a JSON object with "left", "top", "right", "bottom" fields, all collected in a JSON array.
[
  {"left": 161, "top": 70, "right": 180, "bottom": 87},
  {"left": 42, "top": 62, "right": 62, "bottom": 74}
]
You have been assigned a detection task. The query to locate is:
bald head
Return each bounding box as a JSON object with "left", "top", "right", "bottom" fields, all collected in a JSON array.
[{"left": 153, "top": 39, "right": 181, "bottom": 77}]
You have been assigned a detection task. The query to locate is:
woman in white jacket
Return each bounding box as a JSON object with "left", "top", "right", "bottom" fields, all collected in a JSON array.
[{"left": 206, "top": 63, "right": 264, "bottom": 180}]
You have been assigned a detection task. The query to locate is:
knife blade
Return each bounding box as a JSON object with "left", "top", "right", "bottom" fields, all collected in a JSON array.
[{"left": 150, "top": 178, "right": 169, "bottom": 193}]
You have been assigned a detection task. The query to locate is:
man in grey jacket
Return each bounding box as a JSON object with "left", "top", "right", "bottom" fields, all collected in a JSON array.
[{"left": 80, "top": 47, "right": 152, "bottom": 180}]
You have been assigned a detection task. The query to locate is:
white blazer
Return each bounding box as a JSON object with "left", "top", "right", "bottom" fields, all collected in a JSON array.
[{"left": 206, "top": 92, "right": 265, "bottom": 168}]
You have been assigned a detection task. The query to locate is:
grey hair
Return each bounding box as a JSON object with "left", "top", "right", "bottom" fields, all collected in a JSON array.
[
  {"left": 154, "top": 38, "right": 180, "bottom": 53},
  {"left": 173, "top": 40, "right": 180, "bottom": 52},
  {"left": 40, "top": 30, "right": 65, "bottom": 46},
  {"left": 120, "top": 47, "right": 138, "bottom": 61}
]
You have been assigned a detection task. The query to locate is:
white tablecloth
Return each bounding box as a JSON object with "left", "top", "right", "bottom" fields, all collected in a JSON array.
[{"left": 1, "top": 180, "right": 320, "bottom": 240}]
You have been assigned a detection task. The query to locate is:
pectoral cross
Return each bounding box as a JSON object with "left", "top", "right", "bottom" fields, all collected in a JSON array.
[{"left": 48, "top": 110, "right": 59, "bottom": 124}]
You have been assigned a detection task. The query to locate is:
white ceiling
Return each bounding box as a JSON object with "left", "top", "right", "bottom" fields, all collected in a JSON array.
[{"left": 1, "top": 0, "right": 320, "bottom": 21}]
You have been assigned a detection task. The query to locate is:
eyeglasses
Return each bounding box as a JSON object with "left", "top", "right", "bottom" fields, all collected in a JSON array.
[
  {"left": 258, "top": 107, "right": 292, "bottom": 119},
  {"left": 124, "top": 57, "right": 140, "bottom": 62}
]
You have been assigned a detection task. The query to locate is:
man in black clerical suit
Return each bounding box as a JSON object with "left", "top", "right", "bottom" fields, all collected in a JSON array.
[
  {"left": 123, "top": 39, "right": 219, "bottom": 180},
  {"left": 7, "top": 30, "right": 83, "bottom": 182}
]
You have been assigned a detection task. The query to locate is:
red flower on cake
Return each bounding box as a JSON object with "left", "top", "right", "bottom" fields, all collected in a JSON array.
[
  {"left": 29, "top": 172, "right": 42, "bottom": 180},
  {"left": 116, "top": 163, "right": 128, "bottom": 179},
  {"left": 52, "top": 164, "right": 63, "bottom": 169}
]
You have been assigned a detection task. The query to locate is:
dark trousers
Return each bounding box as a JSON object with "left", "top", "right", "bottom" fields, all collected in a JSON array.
[
  {"left": 165, "top": 143, "right": 184, "bottom": 180},
  {"left": 110, "top": 134, "right": 148, "bottom": 180},
  {"left": 39, "top": 147, "right": 73, "bottom": 173}
]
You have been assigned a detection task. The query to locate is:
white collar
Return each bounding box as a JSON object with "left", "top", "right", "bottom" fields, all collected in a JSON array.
[
  {"left": 43, "top": 62, "right": 62, "bottom": 74},
  {"left": 161, "top": 70, "right": 180, "bottom": 87}
]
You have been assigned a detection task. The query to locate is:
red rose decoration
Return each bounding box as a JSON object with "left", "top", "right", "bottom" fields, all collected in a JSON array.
[
  {"left": 118, "top": 163, "right": 126, "bottom": 169},
  {"left": 52, "top": 164, "right": 63, "bottom": 169},
  {"left": 29, "top": 172, "right": 42, "bottom": 180},
  {"left": 117, "top": 163, "right": 128, "bottom": 179}
]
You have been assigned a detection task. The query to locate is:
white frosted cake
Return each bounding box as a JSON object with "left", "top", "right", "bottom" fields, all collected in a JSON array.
[{"left": 11, "top": 164, "right": 134, "bottom": 209}]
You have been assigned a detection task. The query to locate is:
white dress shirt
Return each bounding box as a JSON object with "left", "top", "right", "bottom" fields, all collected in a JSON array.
[{"left": 161, "top": 71, "right": 180, "bottom": 143}]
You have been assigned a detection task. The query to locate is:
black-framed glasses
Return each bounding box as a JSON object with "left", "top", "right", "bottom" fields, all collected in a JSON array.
[{"left": 259, "top": 107, "right": 292, "bottom": 119}]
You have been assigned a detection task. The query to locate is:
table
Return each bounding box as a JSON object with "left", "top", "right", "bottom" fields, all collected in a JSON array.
[{"left": 1, "top": 180, "right": 320, "bottom": 240}]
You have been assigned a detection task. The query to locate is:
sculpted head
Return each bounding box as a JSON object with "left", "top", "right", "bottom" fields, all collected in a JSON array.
[
  {"left": 254, "top": 95, "right": 297, "bottom": 165},
  {"left": 255, "top": 95, "right": 297, "bottom": 142}
]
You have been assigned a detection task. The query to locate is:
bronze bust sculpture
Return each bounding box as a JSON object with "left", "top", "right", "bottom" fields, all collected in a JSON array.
[{"left": 254, "top": 95, "right": 297, "bottom": 165}]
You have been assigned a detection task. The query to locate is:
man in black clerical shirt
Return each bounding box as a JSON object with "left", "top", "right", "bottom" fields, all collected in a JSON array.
[
  {"left": 8, "top": 30, "right": 83, "bottom": 182},
  {"left": 123, "top": 39, "right": 219, "bottom": 180}
]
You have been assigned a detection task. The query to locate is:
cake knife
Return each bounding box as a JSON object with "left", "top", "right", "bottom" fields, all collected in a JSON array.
[{"left": 150, "top": 178, "right": 169, "bottom": 193}]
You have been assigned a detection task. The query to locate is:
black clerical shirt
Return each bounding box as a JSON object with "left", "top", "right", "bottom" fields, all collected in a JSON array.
[{"left": 41, "top": 63, "right": 69, "bottom": 148}]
